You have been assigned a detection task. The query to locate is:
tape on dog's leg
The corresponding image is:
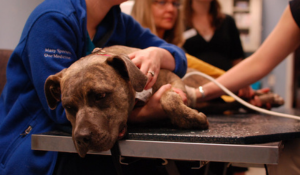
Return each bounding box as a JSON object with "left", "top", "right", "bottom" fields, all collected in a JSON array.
[{"left": 185, "top": 85, "right": 197, "bottom": 108}]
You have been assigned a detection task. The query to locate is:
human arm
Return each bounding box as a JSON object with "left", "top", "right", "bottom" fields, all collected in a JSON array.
[
  {"left": 26, "top": 12, "right": 82, "bottom": 124},
  {"left": 198, "top": 5, "right": 300, "bottom": 101},
  {"left": 129, "top": 47, "right": 175, "bottom": 89},
  {"left": 119, "top": 13, "right": 187, "bottom": 121},
  {"left": 232, "top": 58, "right": 243, "bottom": 66},
  {"left": 121, "top": 13, "right": 187, "bottom": 85}
]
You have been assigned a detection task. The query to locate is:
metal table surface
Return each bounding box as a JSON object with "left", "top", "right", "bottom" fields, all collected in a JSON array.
[{"left": 31, "top": 109, "right": 300, "bottom": 165}]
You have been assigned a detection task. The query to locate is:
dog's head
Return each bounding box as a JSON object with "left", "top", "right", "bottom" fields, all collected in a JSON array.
[{"left": 44, "top": 51, "right": 148, "bottom": 157}]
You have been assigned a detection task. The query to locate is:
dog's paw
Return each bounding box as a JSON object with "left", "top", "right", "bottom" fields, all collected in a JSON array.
[
  {"left": 172, "top": 110, "right": 209, "bottom": 130},
  {"left": 192, "top": 112, "right": 209, "bottom": 129}
]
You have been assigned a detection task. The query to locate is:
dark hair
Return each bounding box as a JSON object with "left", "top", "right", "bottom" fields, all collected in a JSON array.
[{"left": 183, "top": 0, "right": 225, "bottom": 28}]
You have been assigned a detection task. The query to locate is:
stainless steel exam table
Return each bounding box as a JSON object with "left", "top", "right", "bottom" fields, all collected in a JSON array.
[{"left": 32, "top": 109, "right": 300, "bottom": 165}]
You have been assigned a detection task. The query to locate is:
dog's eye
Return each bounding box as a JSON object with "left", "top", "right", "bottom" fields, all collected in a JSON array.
[
  {"left": 95, "top": 93, "right": 106, "bottom": 101},
  {"left": 64, "top": 105, "right": 78, "bottom": 114}
]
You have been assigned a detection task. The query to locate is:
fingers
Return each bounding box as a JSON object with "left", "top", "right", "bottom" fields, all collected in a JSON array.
[
  {"left": 139, "top": 63, "right": 158, "bottom": 89},
  {"left": 128, "top": 52, "right": 140, "bottom": 68},
  {"left": 238, "top": 86, "right": 256, "bottom": 99},
  {"left": 265, "top": 103, "right": 272, "bottom": 110},
  {"left": 128, "top": 50, "right": 160, "bottom": 90},
  {"left": 172, "top": 87, "right": 188, "bottom": 105},
  {"left": 256, "top": 88, "right": 270, "bottom": 94},
  {"left": 128, "top": 85, "right": 188, "bottom": 123},
  {"left": 129, "top": 84, "right": 172, "bottom": 122},
  {"left": 145, "top": 72, "right": 157, "bottom": 90},
  {"left": 154, "top": 85, "right": 189, "bottom": 105},
  {"left": 249, "top": 95, "right": 262, "bottom": 107},
  {"left": 238, "top": 89, "right": 243, "bottom": 97},
  {"left": 250, "top": 96, "right": 272, "bottom": 109},
  {"left": 154, "top": 84, "right": 172, "bottom": 97},
  {"left": 153, "top": 85, "right": 188, "bottom": 106}
]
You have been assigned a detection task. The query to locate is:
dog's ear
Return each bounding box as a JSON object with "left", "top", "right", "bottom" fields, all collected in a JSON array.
[
  {"left": 106, "top": 55, "right": 148, "bottom": 92},
  {"left": 44, "top": 69, "right": 66, "bottom": 109},
  {"left": 92, "top": 47, "right": 102, "bottom": 54}
]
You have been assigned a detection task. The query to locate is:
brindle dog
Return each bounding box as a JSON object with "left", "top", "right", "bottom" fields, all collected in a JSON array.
[{"left": 44, "top": 45, "right": 209, "bottom": 158}]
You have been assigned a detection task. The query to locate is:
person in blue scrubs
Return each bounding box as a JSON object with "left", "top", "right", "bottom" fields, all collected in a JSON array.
[{"left": 0, "top": 0, "right": 187, "bottom": 174}]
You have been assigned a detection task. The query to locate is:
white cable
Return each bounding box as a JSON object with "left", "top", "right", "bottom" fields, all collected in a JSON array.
[{"left": 182, "top": 71, "right": 300, "bottom": 120}]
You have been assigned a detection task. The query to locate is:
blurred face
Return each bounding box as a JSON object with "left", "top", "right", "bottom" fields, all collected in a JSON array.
[
  {"left": 151, "top": 0, "right": 180, "bottom": 31},
  {"left": 193, "top": 0, "right": 213, "bottom": 2},
  {"left": 111, "top": 0, "right": 127, "bottom": 5}
]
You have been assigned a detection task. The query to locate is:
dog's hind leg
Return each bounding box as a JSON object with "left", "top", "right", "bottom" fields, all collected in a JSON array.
[{"left": 160, "top": 89, "right": 209, "bottom": 129}]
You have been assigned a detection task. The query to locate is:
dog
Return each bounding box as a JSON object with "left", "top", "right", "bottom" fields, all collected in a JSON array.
[{"left": 44, "top": 45, "right": 209, "bottom": 158}]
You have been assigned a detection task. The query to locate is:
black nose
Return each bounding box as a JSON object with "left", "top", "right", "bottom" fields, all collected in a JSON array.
[{"left": 75, "top": 130, "right": 92, "bottom": 147}]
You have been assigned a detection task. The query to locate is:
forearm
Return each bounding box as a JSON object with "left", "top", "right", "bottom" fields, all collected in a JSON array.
[
  {"left": 158, "top": 44, "right": 187, "bottom": 77},
  {"left": 232, "top": 58, "right": 243, "bottom": 66},
  {"left": 198, "top": 6, "right": 300, "bottom": 102},
  {"left": 158, "top": 47, "right": 176, "bottom": 71},
  {"left": 200, "top": 59, "right": 261, "bottom": 100}
]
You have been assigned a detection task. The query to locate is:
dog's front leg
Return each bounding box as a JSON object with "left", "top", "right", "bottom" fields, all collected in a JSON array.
[{"left": 160, "top": 89, "right": 209, "bottom": 129}]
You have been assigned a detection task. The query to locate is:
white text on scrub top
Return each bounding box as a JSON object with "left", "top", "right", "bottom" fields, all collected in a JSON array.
[{"left": 44, "top": 48, "right": 71, "bottom": 59}]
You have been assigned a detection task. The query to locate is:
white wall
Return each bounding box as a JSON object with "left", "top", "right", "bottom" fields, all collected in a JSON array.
[
  {"left": 0, "top": 0, "right": 43, "bottom": 50},
  {"left": 260, "top": 0, "right": 291, "bottom": 108}
]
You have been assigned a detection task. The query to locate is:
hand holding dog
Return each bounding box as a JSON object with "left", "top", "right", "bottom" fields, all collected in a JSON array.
[
  {"left": 129, "top": 84, "right": 188, "bottom": 123},
  {"left": 238, "top": 87, "right": 272, "bottom": 109},
  {"left": 129, "top": 47, "right": 176, "bottom": 89},
  {"left": 128, "top": 84, "right": 171, "bottom": 123}
]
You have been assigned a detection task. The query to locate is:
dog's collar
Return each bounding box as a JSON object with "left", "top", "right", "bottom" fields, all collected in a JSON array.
[
  {"left": 96, "top": 52, "right": 111, "bottom": 57},
  {"left": 134, "top": 88, "right": 153, "bottom": 107},
  {"left": 135, "top": 88, "right": 152, "bottom": 102}
]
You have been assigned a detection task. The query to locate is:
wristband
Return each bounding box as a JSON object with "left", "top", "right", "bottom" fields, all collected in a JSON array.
[{"left": 198, "top": 86, "right": 205, "bottom": 99}]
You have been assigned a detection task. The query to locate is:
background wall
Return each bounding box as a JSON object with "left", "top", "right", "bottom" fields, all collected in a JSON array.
[
  {"left": 0, "top": 0, "right": 43, "bottom": 50},
  {"left": 260, "top": 0, "right": 291, "bottom": 109},
  {"left": 0, "top": 0, "right": 293, "bottom": 108}
]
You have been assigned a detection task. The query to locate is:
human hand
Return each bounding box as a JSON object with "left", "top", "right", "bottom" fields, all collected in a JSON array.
[
  {"left": 128, "top": 84, "right": 188, "bottom": 123},
  {"left": 237, "top": 86, "right": 256, "bottom": 99},
  {"left": 238, "top": 87, "right": 271, "bottom": 109},
  {"left": 128, "top": 84, "right": 171, "bottom": 123},
  {"left": 128, "top": 47, "right": 165, "bottom": 90},
  {"left": 172, "top": 87, "right": 188, "bottom": 105},
  {"left": 252, "top": 88, "right": 272, "bottom": 109}
]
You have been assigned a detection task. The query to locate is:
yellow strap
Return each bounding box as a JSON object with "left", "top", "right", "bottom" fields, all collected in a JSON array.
[{"left": 186, "top": 53, "right": 225, "bottom": 79}]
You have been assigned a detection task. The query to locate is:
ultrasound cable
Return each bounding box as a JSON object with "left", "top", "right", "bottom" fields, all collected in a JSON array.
[{"left": 182, "top": 71, "right": 300, "bottom": 120}]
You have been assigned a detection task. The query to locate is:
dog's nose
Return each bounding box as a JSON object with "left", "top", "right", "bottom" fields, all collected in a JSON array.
[{"left": 75, "top": 130, "right": 92, "bottom": 147}]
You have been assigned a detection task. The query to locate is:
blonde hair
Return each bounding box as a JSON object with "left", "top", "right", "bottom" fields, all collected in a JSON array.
[
  {"left": 131, "top": 0, "right": 185, "bottom": 47},
  {"left": 183, "top": 0, "right": 225, "bottom": 28}
]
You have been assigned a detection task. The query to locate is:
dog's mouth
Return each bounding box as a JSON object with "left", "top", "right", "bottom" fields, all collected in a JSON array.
[
  {"left": 118, "top": 124, "right": 127, "bottom": 140},
  {"left": 77, "top": 145, "right": 89, "bottom": 158}
]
